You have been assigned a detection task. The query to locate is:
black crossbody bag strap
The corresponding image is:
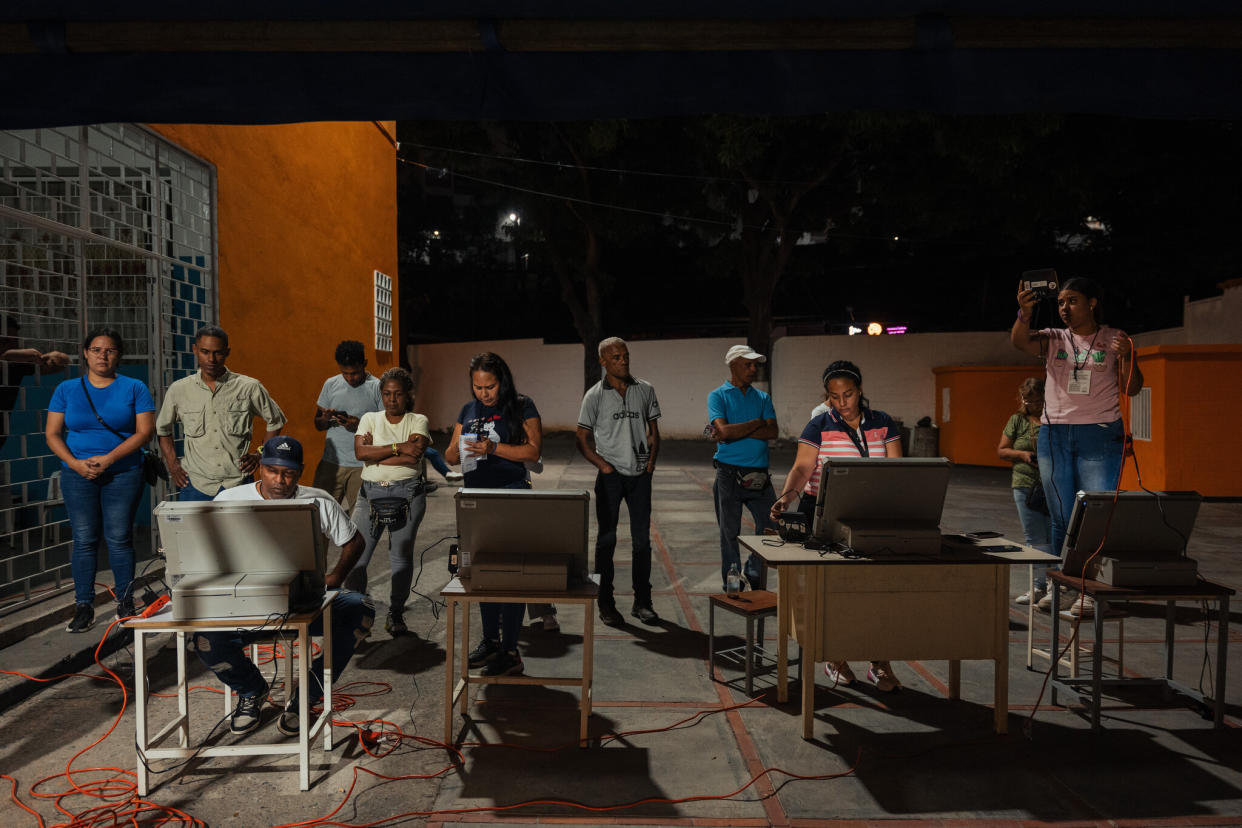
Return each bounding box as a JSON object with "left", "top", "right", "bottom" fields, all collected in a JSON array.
[{"left": 80, "top": 376, "right": 128, "bottom": 442}]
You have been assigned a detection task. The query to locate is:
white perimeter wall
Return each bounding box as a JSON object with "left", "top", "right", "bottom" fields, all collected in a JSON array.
[
  {"left": 1130, "top": 283, "right": 1242, "bottom": 348},
  {"left": 411, "top": 332, "right": 1021, "bottom": 439}
]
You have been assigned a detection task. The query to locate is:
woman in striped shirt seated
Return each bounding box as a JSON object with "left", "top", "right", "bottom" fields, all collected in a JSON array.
[{"left": 769, "top": 359, "right": 904, "bottom": 692}]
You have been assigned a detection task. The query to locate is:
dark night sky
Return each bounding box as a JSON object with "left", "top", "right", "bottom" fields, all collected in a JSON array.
[{"left": 396, "top": 114, "right": 1240, "bottom": 345}]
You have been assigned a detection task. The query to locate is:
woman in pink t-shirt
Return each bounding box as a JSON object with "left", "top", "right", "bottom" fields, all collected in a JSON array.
[{"left": 1011, "top": 277, "right": 1142, "bottom": 616}]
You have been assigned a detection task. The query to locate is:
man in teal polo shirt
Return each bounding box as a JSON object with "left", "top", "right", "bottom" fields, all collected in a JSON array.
[{"left": 707, "top": 345, "right": 779, "bottom": 591}]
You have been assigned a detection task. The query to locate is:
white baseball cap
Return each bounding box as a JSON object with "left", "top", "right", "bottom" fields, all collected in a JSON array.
[{"left": 725, "top": 344, "right": 766, "bottom": 365}]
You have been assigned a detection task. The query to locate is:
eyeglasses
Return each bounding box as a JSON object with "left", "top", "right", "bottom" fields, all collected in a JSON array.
[{"left": 87, "top": 347, "right": 119, "bottom": 356}]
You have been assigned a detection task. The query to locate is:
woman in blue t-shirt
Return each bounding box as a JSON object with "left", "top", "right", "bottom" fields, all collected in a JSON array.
[
  {"left": 46, "top": 328, "right": 156, "bottom": 633},
  {"left": 444, "top": 352, "right": 543, "bottom": 677}
]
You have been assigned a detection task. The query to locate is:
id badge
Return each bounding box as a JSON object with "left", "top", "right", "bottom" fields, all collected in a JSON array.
[{"left": 1067, "top": 370, "right": 1092, "bottom": 395}]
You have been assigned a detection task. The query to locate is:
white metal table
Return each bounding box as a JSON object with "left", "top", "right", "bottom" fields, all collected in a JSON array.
[{"left": 124, "top": 592, "right": 336, "bottom": 794}]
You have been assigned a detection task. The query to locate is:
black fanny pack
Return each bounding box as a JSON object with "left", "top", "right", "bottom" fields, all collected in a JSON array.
[
  {"left": 364, "top": 479, "right": 426, "bottom": 535},
  {"left": 367, "top": 496, "right": 409, "bottom": 535},
  {"left": 737, "top": 470, "right": 770, "bottom": 491},
  {"left": 715, "top": 460, "right": 770, "bottom": 491}
]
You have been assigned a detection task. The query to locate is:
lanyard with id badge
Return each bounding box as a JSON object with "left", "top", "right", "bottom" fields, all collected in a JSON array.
[{"left": 1067, "top": 329, "right": 1101, "bottom": 395}]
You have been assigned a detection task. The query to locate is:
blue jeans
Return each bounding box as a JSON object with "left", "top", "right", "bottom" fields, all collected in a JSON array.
[
  {"left": 594, "top": 470, "right": 653, "bottom": 608},
  {"left": 479, "top": 478, "right": 532, "bottom": 648},
  {"left": 345, "top": 479, "right": 427, "bottom": 611},
  {"left": 61, "top": 464, "right": 145, "bottom": 605},
  {"left": 1037, "top": 419, "right": 1125, "bottom": 566},
  {"left": 1012, "top": 487, "right": 1053, "bottom": 590},
  {"left": 713, "top": 465, "right": 775, "bottom": 588},
  {"left": 424, "top": 447, "right": 451, "bottom": 477},
  {"left": 192, "top": 590, "right": 375, "bottom": 705},
  {"left": 177, "top": 483, "right": 216, "bottom": 502}
]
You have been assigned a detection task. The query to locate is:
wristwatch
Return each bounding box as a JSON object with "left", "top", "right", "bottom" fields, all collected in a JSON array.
[{"left": 391, "top": 443, "right": 400, "bottom": 456}]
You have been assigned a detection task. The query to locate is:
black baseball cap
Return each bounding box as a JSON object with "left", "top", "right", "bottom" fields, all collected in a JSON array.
[{"left": 260, "top": 435, "right": 303, "bottom": 470}]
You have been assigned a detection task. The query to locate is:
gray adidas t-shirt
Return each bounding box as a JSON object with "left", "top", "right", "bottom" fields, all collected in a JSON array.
[
  {"left": 577, "top": 378, "right": 661, "bottom": 476},
  {"left": 316, "top": 373, "right": 382, "bottom": 466}
]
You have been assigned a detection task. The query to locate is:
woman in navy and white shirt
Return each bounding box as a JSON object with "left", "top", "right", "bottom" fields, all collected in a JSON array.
[{"left": 769, "top": 359, "right": 904, "bottom": 693}]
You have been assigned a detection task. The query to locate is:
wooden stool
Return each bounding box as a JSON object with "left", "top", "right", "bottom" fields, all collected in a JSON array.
[{"left": 708, "top": 590, "right": 779, "bottom": 696}]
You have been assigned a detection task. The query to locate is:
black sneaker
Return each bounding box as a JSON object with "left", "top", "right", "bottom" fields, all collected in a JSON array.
[
  {"left": 631, "top": 604, "right": 660, "bottom": 625},
  {"left": 276, "top": 700, "right": 299, "bottom": 737},
  {"left": 744, "top": 555, "right": 764, "bottom": 590},
  {"left": 230, "top": 680, "right": 268, "bottom": 735},
  {"left": 467, "top": 638, "right": 500, "bottom": 668},
  {"left": 66, "top": 603, "right": 95, "bottom": 633},
  {"left": 385, "top": 612, "right": 408, "bottom": 636},
  {"left": 481, "top": 648, "right": 524, "bottom": 677},
  {"left": 598, "top": 604, "right": 624, "bottom": 627}
]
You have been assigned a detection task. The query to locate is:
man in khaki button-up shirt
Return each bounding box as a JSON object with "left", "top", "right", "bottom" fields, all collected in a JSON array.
[{"left": 156, "top": 326, "right": 286, "bottom": 499}]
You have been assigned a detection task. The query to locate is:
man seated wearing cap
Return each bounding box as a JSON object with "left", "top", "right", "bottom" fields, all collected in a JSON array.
[
  {"left": 192, "top": 435, "right": 376, "bottom": 737},
  {"left": 707, "top": 345, "right": 780, "bottom": 591}
]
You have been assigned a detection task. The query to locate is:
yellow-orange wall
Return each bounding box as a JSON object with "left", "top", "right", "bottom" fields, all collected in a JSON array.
[
  {"left": 146, "top": 121, "right": 398, "bottom": 480},
  {"left": 933, "top": 365, "right": 1044, "bottom": 467},
  {"left": 1119, "top": 345, "right": 1242, "bottom": 497},
  {"left": 935, "top": 346, "right": 1242, "bottom": 496}
]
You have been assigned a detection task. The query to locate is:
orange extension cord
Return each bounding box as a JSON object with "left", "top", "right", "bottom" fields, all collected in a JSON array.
[{"left": 2, "top": 625, "right": 862, "bottom": 828}]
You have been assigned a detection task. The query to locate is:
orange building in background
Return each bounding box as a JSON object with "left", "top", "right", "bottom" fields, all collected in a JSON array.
[
  {"left": 146, "top": 121, "right": 399, "bottom": 481},
  {"left": 932, "top": 365, "right": 1044, "bottom": 468},
  {"left": 934, "top": 345, "right": 1242, "bottom": 497},
  {"left": 1118, "top": 345, "right": 1242, "bottom": 497}
]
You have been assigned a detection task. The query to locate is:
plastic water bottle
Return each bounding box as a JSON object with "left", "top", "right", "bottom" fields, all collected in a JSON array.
[{"left": 726, "top": 563, "right": 742, "bottom": 598}]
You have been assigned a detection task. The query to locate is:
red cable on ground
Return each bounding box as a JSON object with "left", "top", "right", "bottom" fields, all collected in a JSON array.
[
  {"left": 270, "top": 750, "right": 861, "bottom": 828},
  {"left": 2, "top": 774, "right": 44, "bottom": 828},
  {"left": 5, "top": 613, "right": 207, "bottom": 827}
]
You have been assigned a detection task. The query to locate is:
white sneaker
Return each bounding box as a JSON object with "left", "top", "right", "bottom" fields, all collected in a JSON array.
[
  {"left": 1069, "top": 594, "right": 1096, "bottom": 618},
  {"left": 1015, "top": 588, "right": 1046, "bottom": 606},
  {"left": 445, "top": 471, "right": 464, "bottom": 484},
  {"left": 867, "top": 661, "right": 901, "bottom": 693},
  {"left": 823, "top": 660, "right": 856, "bottom": 686},
  {"left": 541, "top": 614, "right": 560, "bottom": 631},
  {"left": 1036, "top": 590, "right": 1076, "bottom": 613}
]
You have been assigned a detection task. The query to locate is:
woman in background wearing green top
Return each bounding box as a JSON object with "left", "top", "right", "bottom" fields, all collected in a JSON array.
[{"left": 998, "top": 377, "right": 1052, "bottom": 605}]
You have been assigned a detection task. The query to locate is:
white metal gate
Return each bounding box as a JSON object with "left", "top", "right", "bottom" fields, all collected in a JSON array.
[{"left": 0, "top": 124, "right": 216, "bottom": 613}]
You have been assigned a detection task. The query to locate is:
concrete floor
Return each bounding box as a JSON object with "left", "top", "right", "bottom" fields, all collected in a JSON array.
[{"left": 1, "top": 434, "right": 1240, "bottom": 827}]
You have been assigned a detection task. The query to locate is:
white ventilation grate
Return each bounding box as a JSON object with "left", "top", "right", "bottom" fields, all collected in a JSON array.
[
  {"left": 1130, "top": 386, "right": 1152, "bottom": 441},
  {"left": 374, "top": 269, "right": 392, "bottom": 352}
]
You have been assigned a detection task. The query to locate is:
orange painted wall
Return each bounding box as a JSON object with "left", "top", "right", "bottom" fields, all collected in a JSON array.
[
  {"left": 146, "top": 121, "right": 398, "bottom": 481},
  {"left": 932, "top": 365, "right": 1044, "bottom": 467},
  {"left": 1120, "top": 345, "right": 1242, "bottom": 497},
  {"left": 936, "top": 346, "right": 1242, "bottom": 496}
]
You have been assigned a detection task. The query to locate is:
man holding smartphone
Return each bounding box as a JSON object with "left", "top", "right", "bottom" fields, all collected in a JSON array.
[{"left": 313, "top": 340, "right": 381, "bottom": 513}]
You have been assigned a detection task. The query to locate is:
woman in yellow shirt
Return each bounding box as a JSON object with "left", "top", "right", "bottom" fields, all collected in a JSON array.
[{"left": 344, "top": 367, "right": 432, "bottom": 635}]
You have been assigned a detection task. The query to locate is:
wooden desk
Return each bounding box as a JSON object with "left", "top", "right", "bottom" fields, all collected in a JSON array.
[
  {"left": 1047, "top": 571, "right": 1233, "bottom": 731},
  {"left": 124, "top": 593, "right": 336, "bottom": 794},
  {"left": 742, "top": 535, "right": 1055, "bottom": 739},
  {"left": 441, "top": 577, "right": 598, "bottom": 746}
]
